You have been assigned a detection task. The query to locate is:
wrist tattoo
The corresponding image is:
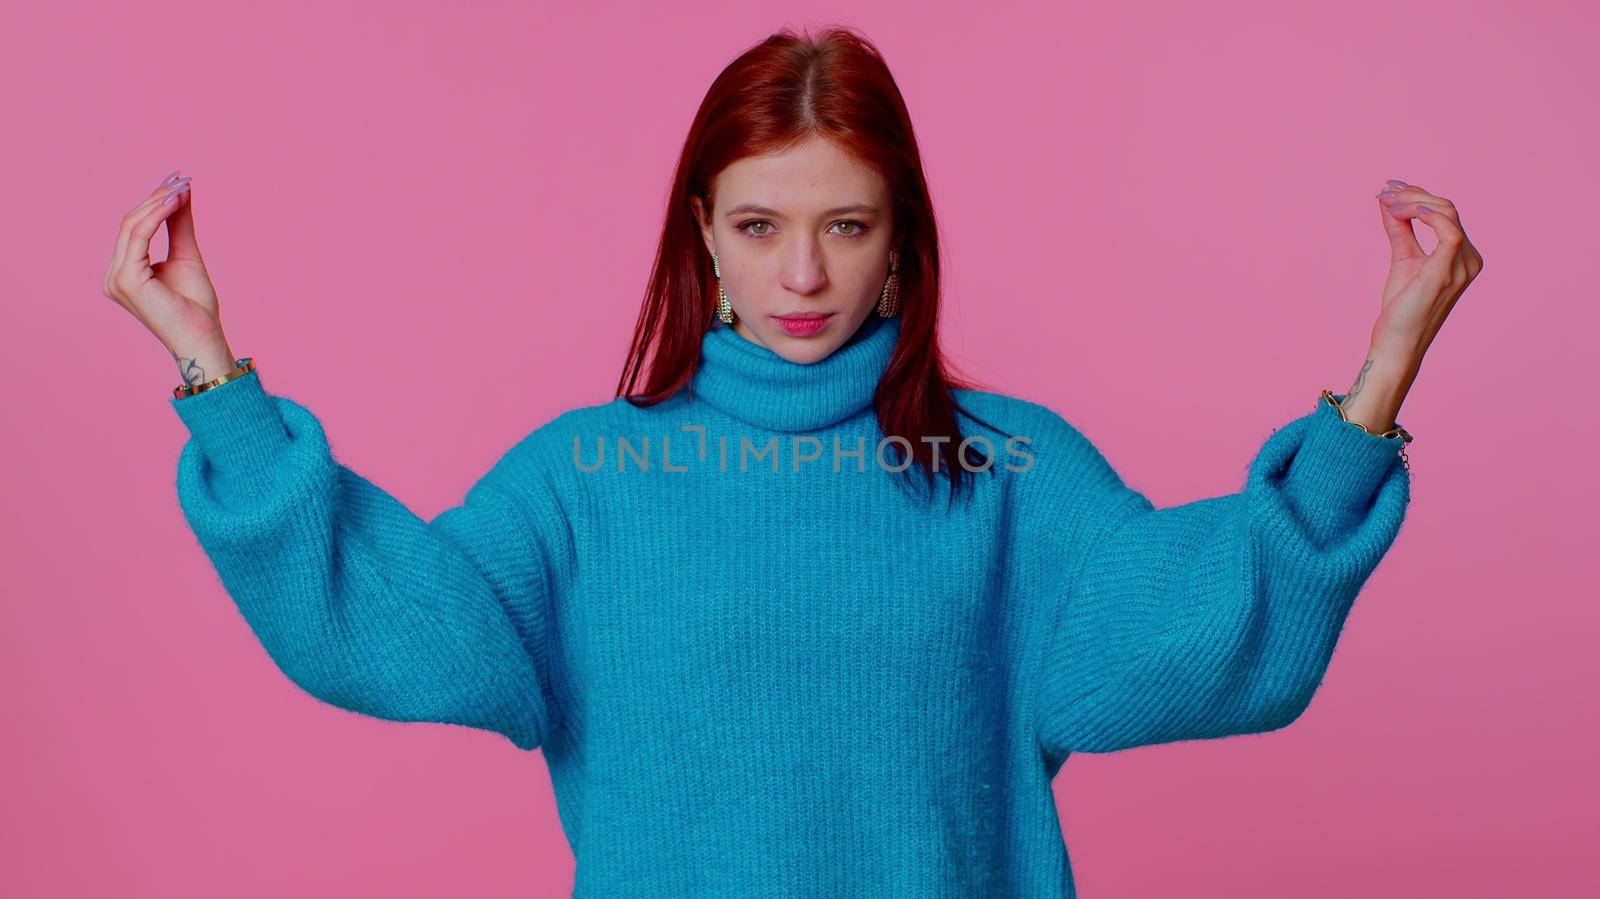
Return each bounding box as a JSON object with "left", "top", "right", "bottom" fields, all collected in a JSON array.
[
  {"left": 1346, "top": 356, "right": 1374, "bottom": 400},
  {"left": 172, "top": 350, "right": 208, "bottom": 387}
]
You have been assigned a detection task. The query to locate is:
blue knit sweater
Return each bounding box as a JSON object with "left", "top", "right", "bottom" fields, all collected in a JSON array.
[{"left": 170, "top": 313, "right": 1411, "bottom": 897}]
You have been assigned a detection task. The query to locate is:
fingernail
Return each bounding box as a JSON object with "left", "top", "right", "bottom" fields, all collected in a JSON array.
[
  {"left": 1378, "top": 190, "right": 1397, "bottom": 199},
  {"left": 1417, "top": 204, "right": 1433, "bottom": 214},
  {"left": 158, "top": 170, "right": 181, "bottom": 187},
  {"left": 1386, "top": 179, "right": 1408, "bottom": 189}
]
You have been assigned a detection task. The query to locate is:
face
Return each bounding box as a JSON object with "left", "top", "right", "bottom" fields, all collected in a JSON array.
[{"left": 692, "top": 134, "right": 897, "bottom": 364}]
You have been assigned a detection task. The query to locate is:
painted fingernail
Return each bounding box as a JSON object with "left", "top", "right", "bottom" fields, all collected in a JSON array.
[
  {"left": 1417, "top": 204, "right": 1433, "bottom": 214},
  {"left": 1387, "top": 179, "right": 1408, "bottom": 189},
  {"left": 158, "top": 170, "right": 180, "bottom": 187},
  {"left": 1378, "top": 190, "right": 1397, "bottom": 199}
]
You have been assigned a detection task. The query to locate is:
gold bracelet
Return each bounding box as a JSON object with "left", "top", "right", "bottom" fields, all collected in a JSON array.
[
  {"left": 1320, "top": 389, "right": 1413, "bottom": 476},
  {"left": 174, "top": 357, "right": 255, "bottom": 399}
]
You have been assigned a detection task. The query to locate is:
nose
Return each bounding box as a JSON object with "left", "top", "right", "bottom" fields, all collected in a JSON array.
[{"left": 778, "top": 237, "right": 828, "bottom": 296}]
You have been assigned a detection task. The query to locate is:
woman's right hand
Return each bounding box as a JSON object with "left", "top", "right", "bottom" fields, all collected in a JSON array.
[{"left": 102, "top": 172, "right": 236, "bottom": 385}]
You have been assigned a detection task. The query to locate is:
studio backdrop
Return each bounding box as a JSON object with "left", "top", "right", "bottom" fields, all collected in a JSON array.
[{"left": 1, "top": 2, "right": 1591, "bottom": 897}]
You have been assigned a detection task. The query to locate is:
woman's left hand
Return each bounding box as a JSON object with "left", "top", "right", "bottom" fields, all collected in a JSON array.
[
  {"left": 1334, "top": 180, "right": 1485, "bottom": 435},
  {"left": 1371, "top": 180, "right": 1485, "bottom": 365}
]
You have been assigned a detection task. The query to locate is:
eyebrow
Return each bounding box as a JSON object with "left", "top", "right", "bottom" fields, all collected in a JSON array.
[{"left": 723, "top": 202, "right": 880, "bottom": 219}]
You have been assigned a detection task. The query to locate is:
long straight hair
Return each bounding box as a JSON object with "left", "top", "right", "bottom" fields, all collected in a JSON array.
[{"left": 615, "top": 25, "right": 1007, "bottom": 505}]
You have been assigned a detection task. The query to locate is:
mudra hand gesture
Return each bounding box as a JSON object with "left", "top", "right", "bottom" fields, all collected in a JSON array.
[
  {"left": 101, "top": 171, "right": 237, "bottom": 390},
  {"left": 1340, "top": 178, "right": 1485, "bottom": 434}
]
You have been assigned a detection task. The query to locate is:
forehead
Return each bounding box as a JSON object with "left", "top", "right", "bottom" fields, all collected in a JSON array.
[{"left": 714, "top": 136, "right": 887, "bottom": 212}]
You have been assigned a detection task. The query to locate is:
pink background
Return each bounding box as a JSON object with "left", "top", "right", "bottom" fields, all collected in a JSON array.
[{"left": 3, "top": 1, "right": 1594, "bottom": 896}]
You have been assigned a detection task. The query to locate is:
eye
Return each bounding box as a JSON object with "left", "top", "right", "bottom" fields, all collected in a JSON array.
[{"left": 734, "top": 219, "right": 873, "bottom": 239}]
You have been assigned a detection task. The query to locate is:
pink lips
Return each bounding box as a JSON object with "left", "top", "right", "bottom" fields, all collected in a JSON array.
[{"left": 774, "top": 312, "right": 833, "bottom": 337}]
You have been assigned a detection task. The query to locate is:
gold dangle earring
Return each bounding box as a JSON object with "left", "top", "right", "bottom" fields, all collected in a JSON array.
[
  {"left": 876, "top": 249, "right": 901, "bottom": 318},
  {"left": 713, "top": 251, "right": 735, "bottom": 325}
]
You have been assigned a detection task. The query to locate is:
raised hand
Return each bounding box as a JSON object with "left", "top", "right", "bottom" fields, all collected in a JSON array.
[
  {"left": 101, "top": 171, "right": 236, "bottom": 387},
  {"left": 1338, "top": 179, "right": 1485, "bottom": 434},
  {"left": 1370, "top": 179, "right": 1484, "bottom": 363}
]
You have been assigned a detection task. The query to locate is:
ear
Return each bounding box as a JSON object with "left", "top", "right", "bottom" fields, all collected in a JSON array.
[{"left": 690, "top": 196, "right": 715, "bottom": 256}]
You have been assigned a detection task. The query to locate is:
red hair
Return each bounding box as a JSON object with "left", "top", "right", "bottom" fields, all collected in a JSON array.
[{"left": 615, "top": 25, "right": 1007, "bottom": 504}]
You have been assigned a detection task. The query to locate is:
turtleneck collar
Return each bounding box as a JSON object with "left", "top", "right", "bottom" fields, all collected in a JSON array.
[{"left": 688, "top": 313, "right": 902, "bottom": 433}]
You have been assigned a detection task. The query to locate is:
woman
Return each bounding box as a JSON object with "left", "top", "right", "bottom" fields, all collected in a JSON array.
[{"left": 102, "top": 26, "right": 1479, "bottom": 899}]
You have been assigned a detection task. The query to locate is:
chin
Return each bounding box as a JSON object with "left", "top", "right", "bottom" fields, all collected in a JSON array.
[
  {"left": 764, "top": 330, "right": 840, "bottom": 364},
  {"left": 735, "top": 308, "right": 870, "bottom": 363}
]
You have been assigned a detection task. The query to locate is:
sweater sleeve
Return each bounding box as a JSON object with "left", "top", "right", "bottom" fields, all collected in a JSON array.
[
  {"left": 169, "top": 367, "right": 566, "bottom": 752},
  {"left": 1034, "top": 393, "right": 1411, "bottom": 757}
]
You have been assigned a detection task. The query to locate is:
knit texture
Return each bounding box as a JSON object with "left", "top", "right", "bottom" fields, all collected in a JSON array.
[{"left": 170, "top": 313, "right": 1411, "bottom": 897}]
